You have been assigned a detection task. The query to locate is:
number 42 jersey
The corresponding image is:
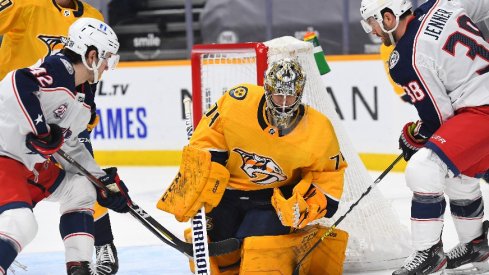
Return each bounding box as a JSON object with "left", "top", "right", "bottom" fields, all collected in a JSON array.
[{"left": 389, "top": 0, "right": 489, "bottom": 138}]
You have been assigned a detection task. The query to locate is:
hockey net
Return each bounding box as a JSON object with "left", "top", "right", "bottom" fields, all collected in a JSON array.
[{"left": 191, "top": 36, "right": 411, "bottom": 271}]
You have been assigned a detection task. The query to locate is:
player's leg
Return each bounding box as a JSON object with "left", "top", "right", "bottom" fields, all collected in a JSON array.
[
  {"left": 204, "top": 190, "right": 244, "bottom": 274},
  {"left": 93, "top": 205, "right": 118, "bottom": 275},
  {"left": 393, "top": 148, "right": 447, "bottom": 275},
  {"left": 79, "top": 128, "right": 118, "bottom": 275},
  {"left": 45, "top": 171, "right": 97, "bottom": 274},
  {"left": 0, "top": 158, "right": 38, "bottom": 274},
  {"left": 445, "top": 175, "right": 489, "bottom": 270}
]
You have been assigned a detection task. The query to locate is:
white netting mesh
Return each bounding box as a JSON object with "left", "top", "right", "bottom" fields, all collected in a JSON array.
[{"left": 193, "top": 36, "right": 411, "bottom": 271}]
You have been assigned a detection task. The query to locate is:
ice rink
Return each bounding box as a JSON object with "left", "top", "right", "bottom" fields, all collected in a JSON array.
[{"left": 13, "top": 166, "right": 489, "bottom": 274}]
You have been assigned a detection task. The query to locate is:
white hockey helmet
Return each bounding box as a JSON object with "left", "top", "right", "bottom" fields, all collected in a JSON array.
[
  {"left": 360, "top": 0, "right": 412, "bottom": 33},
  {"left": 63, "top": 18, "right": 120, "bottom": 82},
  {"left": 264, "top": 58, "right": 306, "bottom": 129}
]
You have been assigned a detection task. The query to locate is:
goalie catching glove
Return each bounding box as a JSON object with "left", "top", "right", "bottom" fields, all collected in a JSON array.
[
  {"left": 157, "top": 145, "right": 230, "bottom": 222},
  {"left": 271, "top": 172, "right": 327, "bottom": 229},
  {"left": 399, "top": 120, "right": 428, "bottom": 161},
  {"left": 97, "top": 167, "right": 131, "bottom": 213}
]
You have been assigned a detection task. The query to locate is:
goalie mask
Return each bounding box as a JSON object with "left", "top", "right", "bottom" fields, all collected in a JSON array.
[
  {"left": 63, "top": 18, "right": 120, "bottom": 83},
  {"left": 264, "top": 59, "right": 306, "bottom": 129}
]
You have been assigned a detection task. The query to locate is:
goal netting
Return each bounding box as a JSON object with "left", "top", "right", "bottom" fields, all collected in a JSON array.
[{"left": 190, "top": 36, "right": 411, "bottom": 271}]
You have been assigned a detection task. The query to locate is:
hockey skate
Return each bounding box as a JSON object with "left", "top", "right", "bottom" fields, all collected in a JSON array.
[
  {"left": 66, "top": 261, "right": 96, "bottom": 275},
  {"left": 445, "top": 220, "right": 489, "bottom": 274},
  {"left": 392, "top": 241, "right": 447, "bottom": 275},
  {"left": 95, "top": 241, "right": 119, "bottom": 275}
]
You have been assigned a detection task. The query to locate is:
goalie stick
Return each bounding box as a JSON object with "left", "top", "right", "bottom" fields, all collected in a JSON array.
[
  {"left": 55, "top": 148, "right": 240, "bottom": 258},
  {"left": 183, "top": 96, "right": 212, "bottom": 274},
  {"left": 292, "top": 153, "right": 404, "bottom": 275}
]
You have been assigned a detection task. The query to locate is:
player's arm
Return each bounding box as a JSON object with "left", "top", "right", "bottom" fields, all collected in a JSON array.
[
  {"left": 451, "top": 0, "right": 489, "bottom": 23},
  {"left": 157, "top": 96, "right": 230, "bottom": 222},
  {"left": 8, "top": 67, "right": 65, "bottom": 158},
  {"left": 272, "top": 118, "right": 347, "bottom": 229}
]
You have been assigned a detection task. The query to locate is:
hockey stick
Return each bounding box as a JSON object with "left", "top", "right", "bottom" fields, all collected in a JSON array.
[
  {"left": 292, "top": 153, "right": 404, "bottom": 275},
  {"left": 183, "top": 96, "right": 212, "bottom": 274},
  {"left": 55, "top": 148, "right": 240, "bottom": 257}
]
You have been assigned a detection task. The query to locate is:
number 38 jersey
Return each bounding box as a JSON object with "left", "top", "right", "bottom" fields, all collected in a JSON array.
[
  {"left": 389, "top": 0, "right": 489, "bottom": 138},
  {"left": 190, "top": 84, "right": 347, "bottom": 204}
]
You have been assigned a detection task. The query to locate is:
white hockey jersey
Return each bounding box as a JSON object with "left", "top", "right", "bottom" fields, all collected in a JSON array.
[
  {"left": 389, "top": 0, "right": 489, "bottom": 137},
  {"left": 0, "top": 54, "right": 104, "bottom": 177}
]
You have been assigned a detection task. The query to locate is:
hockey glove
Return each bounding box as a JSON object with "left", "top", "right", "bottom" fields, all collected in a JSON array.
[
  {"left": 26, "top": 123, "right": 64, "bottom": 158},
  {"left": 271, "top": 173, "right": 327, "bottom": 229},
  {"left": 399, "top": 121, "right": 428, "bottom": 161},
  {"left": 96, "top": 167, "right": 131, "bottom": 213}
]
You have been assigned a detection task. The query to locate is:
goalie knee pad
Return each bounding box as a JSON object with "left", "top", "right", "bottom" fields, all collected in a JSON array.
[{"left": 0, "top": 208, "right": 38, "bottom": 251}]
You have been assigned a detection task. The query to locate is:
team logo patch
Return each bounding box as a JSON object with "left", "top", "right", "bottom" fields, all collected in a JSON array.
[
  {"left": 63, "top": 10, "right": 71, "bottom": 17},
  {"left": 54, "top": 104, "right": 68, "bottom": 119},
  {"left": 229, "top": 86, "right": 248, "bottom": 100},
  {"left": 0, "top": 0, "right": 13, "bottom": 12},
  {"left": 233, "top": 148, "right": 287, "bottom": 185},
  {"left": 389, "top": 50, "right": 400, "bottom": 69}
]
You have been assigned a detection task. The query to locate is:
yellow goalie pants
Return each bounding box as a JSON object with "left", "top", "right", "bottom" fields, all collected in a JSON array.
[{"left": 93, "top": 202, "right": 108, "bottom": 221}]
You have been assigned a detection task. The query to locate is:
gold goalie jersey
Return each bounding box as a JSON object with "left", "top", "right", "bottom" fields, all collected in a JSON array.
[
  {"left": 0, "top": 0, "right": 103, "bottom": 80},
  {"left": 190, "top": 84, "right": 347, "bottom": 202}
]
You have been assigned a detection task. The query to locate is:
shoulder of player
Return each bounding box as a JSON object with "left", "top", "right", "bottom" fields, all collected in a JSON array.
[
  {"left": 304, "top": 106, "right": 334, "bottom": 131},
  {"left": 39, "top": 55, "right": 76, "bottom": 90},
  {"left": 80, "top": 2, "right": 104, "bottom": 21},
  {"left": 223, "top": 83, "right": 263, "bottom": 102}
]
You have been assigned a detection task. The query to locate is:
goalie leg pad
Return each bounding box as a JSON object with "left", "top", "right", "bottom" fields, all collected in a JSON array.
[
  {"left": 157, "top": 145, "right": 230, "bottom": 222},
  {"left": 239, "top": 224, "right": 348, "bottom": 275}
]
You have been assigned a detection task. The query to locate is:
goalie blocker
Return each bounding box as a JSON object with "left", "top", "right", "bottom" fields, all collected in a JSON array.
[{"left": 157, "top": 145, "right": 230, "bottom": 222}]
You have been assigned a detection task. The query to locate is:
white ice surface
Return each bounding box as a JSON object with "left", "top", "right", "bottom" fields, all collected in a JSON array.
[{"left": 13, "top": 167, "right": 489, "bottom": 274}]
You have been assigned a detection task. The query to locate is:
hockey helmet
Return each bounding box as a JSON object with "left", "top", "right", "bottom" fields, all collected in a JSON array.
[
  {"left": 63, "top": 18, "right": 120, "bottom": 82},
  {"left": 360, "top": 0, "right": 412, "bottom": 33}
]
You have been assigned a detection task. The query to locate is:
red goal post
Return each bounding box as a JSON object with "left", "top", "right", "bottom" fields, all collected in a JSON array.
[{"left": 191, "top": 42, "right": 268, "bottom": 127}]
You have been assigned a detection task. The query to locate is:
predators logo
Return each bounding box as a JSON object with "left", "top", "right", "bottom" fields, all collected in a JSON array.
[
  {"left": 38, "top": 35, "right": 65, "bottom": 58},
  {"left": 233, "top": 148, "right": 287, "bottom": 185}
]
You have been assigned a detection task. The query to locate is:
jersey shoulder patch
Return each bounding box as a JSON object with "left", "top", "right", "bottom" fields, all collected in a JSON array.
[
  {"left": 0, "top": 0, "right": 13, "bottom": 12},
  {"left": 229, "top": 86, "right": 248, "bottom": 100}
]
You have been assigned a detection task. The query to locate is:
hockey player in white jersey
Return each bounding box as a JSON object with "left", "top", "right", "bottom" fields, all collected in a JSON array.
[
  {"left": 0, "top": 18, "right": 131, "bottom": 275},
  {"left": 360, "top": 0, "right": 489, "bottom": 274}
]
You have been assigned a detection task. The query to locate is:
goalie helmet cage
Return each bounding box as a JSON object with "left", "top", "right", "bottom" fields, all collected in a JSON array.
[{"left": 190, "top": 36, "right": 411, "bottom": 272}]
